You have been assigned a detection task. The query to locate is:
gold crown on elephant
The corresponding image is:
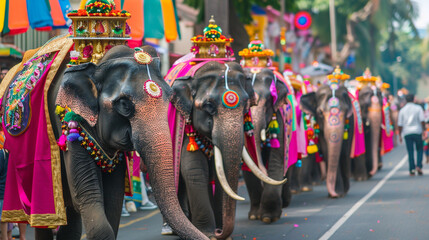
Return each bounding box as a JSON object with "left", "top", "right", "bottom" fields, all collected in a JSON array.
[
  {"left": 355, "top": 67, "right": 378, "bottom": 86},
  {"left": 190, "top": 16, "right": 234, "bottom": 59},
  {"left": 67, "top": 0, "right": 131, "bottom": 65},
  {"left": 239, "top": 36, "right": 275, "bottom": 68},
  {"left": 327, "top": 65, "right": 350, "bottom": 83}
]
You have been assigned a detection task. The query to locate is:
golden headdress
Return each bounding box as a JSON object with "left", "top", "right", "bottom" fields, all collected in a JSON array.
[
  {"left": 239, "top": 37, "right": 274, "bottom": 68},
  {"left": 67, "top": 0, "right": 131, "bottom": 65},
  {"left": 190, "top": 16, "right": 234, "bottom": 59}
]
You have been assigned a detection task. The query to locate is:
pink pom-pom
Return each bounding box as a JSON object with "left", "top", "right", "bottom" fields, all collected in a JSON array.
[
  {"left": 270, "top": 138, "right": 280, "bottom": 148},
  {"left": 58, "top": 135, "right": 67, "bottom": 151}
]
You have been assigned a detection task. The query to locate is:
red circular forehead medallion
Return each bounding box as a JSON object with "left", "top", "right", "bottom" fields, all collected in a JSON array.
[{"left": 222, "top": 90, "right": 240, "bottom": 109}]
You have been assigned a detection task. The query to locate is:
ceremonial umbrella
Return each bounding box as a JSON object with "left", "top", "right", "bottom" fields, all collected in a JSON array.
[
  {"left": 0, "top": 0, "right": 71, "bottom": 35},
  {"left": 110, "top": 0, "right": 181, "bottom": 46}
]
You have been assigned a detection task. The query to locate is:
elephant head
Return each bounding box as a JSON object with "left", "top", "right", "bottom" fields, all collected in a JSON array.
[
  {"left": 56, "top": 45, "right": 208, "bottom": 239},
  {"left": 243, "top": 68, "right": 289, "bottom": 175},
  {"left": 300, "top": 84, "right": 353, "bottom": 197},
  {"left": 172, "top": 61, "right": 260, "bottom": 238},
  {"left": 358, "top": 85, "right": 383, "bottom": 176}
]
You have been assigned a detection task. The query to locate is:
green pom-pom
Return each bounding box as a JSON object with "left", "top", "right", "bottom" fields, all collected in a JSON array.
[{"left": 64, "top": 111, "right": 83, "bottom": 122}]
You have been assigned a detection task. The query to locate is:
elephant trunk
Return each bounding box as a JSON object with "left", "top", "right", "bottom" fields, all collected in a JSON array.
[
  {"left": 250, "top": 101, "right": 268, "bottom": 175},
  {"left": 131, "top": 101, "right": 208, "bottom": 240},
  {"left": 368, "top": 102, "right": 382, "bottom": 176},
  {"left": 212, "top": 108, "right": 244, "bottom": 239},
  {"left": 323, "top": 112, "right": 345, "bottom": 198}
]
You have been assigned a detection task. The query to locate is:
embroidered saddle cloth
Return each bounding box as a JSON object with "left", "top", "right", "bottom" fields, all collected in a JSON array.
[{"left": 0, "top": 35, "right": 72, "bottom": 227}]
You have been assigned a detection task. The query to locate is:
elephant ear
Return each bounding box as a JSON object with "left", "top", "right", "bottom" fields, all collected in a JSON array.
[
  {"left": 273, "top": 80, "right": 289, "bottom": 112},
  {"left": 300, "top": 92, "right": 317, "bottom": 116},
  {"left": 56, "top": 63, "right": 99, "bottom": 127},
  {"left": 244, "top": 74, "right": 257, "bottom": 107},
  {"left": 341, "top": 88, "right": 354, "bottom": 118},
  {"left": 171, "top": 76, "right": 193, "bottom": 119}
]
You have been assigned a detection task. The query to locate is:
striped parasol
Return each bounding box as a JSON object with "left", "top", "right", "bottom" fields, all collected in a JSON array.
[
  {"left": 0, "top": 0, "right": 72, "bottom": 35},
  {"left": 84, "top": 0, "right": 181, "bottom": 45}
]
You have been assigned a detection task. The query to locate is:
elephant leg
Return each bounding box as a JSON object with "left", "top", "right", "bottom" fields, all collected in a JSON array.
[
  {"left": 102, "top": 159, "right": 126, "bottom": 237},
  {"left": 35, "top": 228, "right": 54, "bottom": 240},
  {"left": 352, "top": 155, "right": 368, "bottom": 181},
  {"left": 299, "top": 156, "right": 313, "bottom": 192},
  {"left": 288, "top": 165, "right": 301, "bottom": 194},
  {"left": 56, "top": 207, "right": 82, "bottom": 240},
  {"left": 337, "top": 139, "right": 352, "bottom": 196},
  {"left": 311, "top": 156, "right": 323, "bottom": 185},
  {"left": 260, "top": 133, "right": 284, "bottom": 224},
  {"left": 281, "top": 178, "right": 292, "bottom": 208},
  {"left": 242, "top": 170, "right": 262, "bottom": 220},
  {"left": 64, "top": 141, "right": 115, "bottom": 240},
  {"left": 180, "top": 138, "right": 216, "bottom": 236}
]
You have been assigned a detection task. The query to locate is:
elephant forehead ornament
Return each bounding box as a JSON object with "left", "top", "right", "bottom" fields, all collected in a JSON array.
[
  {"left": 326, "top": 66, "right": 351, "bottom": 139},
  {"left": 133, "top": 47, "right": 163, "bottom": 99},
  {"left": 222, "top": 63, "right": 240, "bottom": 109}
]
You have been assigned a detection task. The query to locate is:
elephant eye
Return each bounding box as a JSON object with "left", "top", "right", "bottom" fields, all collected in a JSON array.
[
  {"left": 203, "top": 101, "right": 217, "bottom": 116},
  {"left": 113, "top": 97, "right": 135, "bottom": 118}
]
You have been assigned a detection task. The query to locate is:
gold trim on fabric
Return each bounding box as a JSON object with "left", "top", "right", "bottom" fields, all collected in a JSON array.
[
  {"left": 1, "top": 210, "right": 62, "bottom": 227},
  {"left": 41, "top": 36, "right": 74, "bottom": 226},
  {"left": 2, "top": 36, "right": 73, "bottom": 226}
]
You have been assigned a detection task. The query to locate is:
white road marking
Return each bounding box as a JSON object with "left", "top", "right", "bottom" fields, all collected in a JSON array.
[{"left": 319, "top": 155, "right": 408, "bottom": 240}]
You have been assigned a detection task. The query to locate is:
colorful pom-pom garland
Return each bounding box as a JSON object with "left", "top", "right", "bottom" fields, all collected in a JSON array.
[
  {"left": 55, "top": 105, "right": 124, "bottom": 173},
  {"left": 222, "top": 90, "right": 240, "bottom": 109}
]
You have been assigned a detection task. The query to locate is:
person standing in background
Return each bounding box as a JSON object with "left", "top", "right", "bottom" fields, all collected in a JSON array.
[{"left": 398, "top": 94, "right": 426, "bottom": 176}]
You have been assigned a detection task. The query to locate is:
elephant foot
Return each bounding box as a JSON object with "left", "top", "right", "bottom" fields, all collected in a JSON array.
[
  {"left": 378, "top": 162, "right": 383, "bottom": 170},
  {"left": 354, "top": 176, "right": 368, "bottom": 181},
  {"left": 261, "top": 216, "right": 280, "bottom": 224},
  {"left": 301, "top": 186, "right": 313, "bottom": 192},
  {"left": 290, "top": 189, "right": 300, "bottom": 194},
  {"left": 248, "top": 213, "right": 260, "bottom": 220}
]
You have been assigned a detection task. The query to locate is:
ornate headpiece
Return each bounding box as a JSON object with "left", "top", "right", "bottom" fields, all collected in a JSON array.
[
  {"left": 190, "top": 16, "right": 234, "bottom": 60},
  {"left": 327, "top": 65, "right": 350, "bottom": 83},
  {"left": 239, "top": 37, "right": 274, "bottom": 68},
  {"left": 355, "top": 67, "right": 378, "bottom": 86},
  {"left": 67, "top": 0, "right": 131, "bottom": 65}
]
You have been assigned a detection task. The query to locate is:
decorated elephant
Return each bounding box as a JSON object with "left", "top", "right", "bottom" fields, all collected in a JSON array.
[
  {"left": 0, "top": 35, "right": 208, "bottom": 239},
  {"left": 240, "top": 66, "right": 292, "bottom": 223},
  {"left": 167, "top": 59, "right": 286, "bottom": 239},
  {"left": 300, "top": 78, "right": 354, "bottom": 198}
]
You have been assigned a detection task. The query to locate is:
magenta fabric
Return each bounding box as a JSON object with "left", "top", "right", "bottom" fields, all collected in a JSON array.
[
  {"left": 3, "top": 53, "right": 58, "bottom": 218},
  {"left": 381, "top": 97, "right": 394, "bottom": 155},
  {"left": 269, "top": 79, "right": 278, "bottom": 106},
  {"left": 295, "top": 91, "right": 307, "bottom": 155},
  {"left": 349, "top": 92, "right": 366, "bottom": 158}
]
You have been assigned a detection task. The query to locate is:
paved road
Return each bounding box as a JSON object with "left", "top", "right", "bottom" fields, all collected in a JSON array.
[{"left": 24, "top": 144, "right": 429, "bottom": 239}]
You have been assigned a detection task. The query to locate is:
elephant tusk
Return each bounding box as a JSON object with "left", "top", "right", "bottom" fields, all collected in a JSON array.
[
  {"left": 260, "top": 129, "right": 266, "bottom": 142},
  {"left": 214, "top": 146, "right": 245, "bottom": 201},
  {"left": 242, "top": 147, "right": 287, "bottom": 185}
]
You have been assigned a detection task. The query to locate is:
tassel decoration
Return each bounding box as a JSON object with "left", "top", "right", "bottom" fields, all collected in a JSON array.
[
  {"left": 187, "top": 136, "right": 199, "bottom": 152},
  {"left": 244, "top": 112, "right": 254, "bottom": 136},
  {"left": 268, "top": 113, "right": 280, "bottom": 148},
  {"left": 185, "top": 119, "right": 198, "bottom": 152},
  {"left": 64, "top": 111, "right": 83, "bottom": 122},
  {"left": 57, "top": 134, "right": 67, "bottom": 151}
]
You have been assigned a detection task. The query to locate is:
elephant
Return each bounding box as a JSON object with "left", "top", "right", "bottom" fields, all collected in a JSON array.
[
  {"left": 2, "top": 43, "right": 208, "bottom": 240},
  {"left": 241, "top": 68, "right": 292, "bottom": 224},
  {"left": 168, "top": 61, "right": 285, "bottom": 239},
  {"left": 358, "top": 85, "right": 383, "bottom": 177},
  {"left": 300, "top": 84, "right": 354, "bottom": 198}
]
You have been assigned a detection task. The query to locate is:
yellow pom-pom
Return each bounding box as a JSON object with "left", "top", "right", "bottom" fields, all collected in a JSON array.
[
  {"left": 55, "top": 105, "right": 65, "bottom": 115},
  {"left": 307, "top": 144, "right": 319, "bottom": 154},
  {"left": 343, "top": 131, "right": 348, "bottom": 140}
]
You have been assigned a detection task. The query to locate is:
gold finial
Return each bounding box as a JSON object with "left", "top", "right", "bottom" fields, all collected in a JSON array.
[{"left": 209, "top": 15, "right": 216, "bottom": 25}]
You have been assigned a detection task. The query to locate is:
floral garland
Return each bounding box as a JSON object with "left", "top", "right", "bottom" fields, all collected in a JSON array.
[
  {"left": 191, "top": 35, "right": 233, "bottom": 43},
  {"left": 55, "top": 106, "right": 124, "bottom": 173},
  {"left": 67, "top": 9, "right": 131, "bottom": 17}
]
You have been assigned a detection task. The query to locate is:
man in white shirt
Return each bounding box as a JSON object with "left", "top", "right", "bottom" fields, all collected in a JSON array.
[{"left": 398, "top": 94, "right": 425, "bottom": 175}]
